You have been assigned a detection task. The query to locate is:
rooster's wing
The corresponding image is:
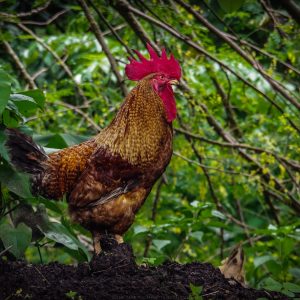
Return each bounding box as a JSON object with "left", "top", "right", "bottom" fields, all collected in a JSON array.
[{"left": 68, "top": 146, "right": 143, "bottom": 208}]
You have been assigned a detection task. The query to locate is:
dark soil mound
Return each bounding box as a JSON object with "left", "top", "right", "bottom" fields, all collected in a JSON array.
[{"left": 0, "top": 243, "right": 287, "bottom": 300}]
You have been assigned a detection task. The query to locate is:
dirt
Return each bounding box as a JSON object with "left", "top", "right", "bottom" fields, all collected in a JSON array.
[{"left": 0, "top": 241, "right": 288, "bottom": 300}]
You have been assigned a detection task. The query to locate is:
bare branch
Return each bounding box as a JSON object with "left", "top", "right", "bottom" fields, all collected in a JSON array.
[
  {"left": 87, "top": 0, "right": 134, "bottom": 57},
  {"left": 210, "top": 75, "right": 242, "bottom": 139},
  {"left": 2, "top": 41, "right": 37, "bottom": 89},
  {"left": 22, "top": 9, "right": 69, "bottom": 26},
  {"left": 173, "top": 152, "right": 251, "bottom": 177},
  {"left": 56, "top": 101, "right": 101, "bottom": 132},
  {"left": 112, "top": 0, "right": 160, "bottom": 53},
  {"left": 260, "top": 0, "right": 287, "bottom": 39},
  {"left": 0, "top": 1, "right": 51, "bottom": 18}
]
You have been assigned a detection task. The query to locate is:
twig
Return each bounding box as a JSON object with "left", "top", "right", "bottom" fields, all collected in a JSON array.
[
  {"left": 32, "top": 68, "right": 48, "bottom": 81},
  {"left": 175, "top": 121, "right": 253, "bottom": 231},
  {"left": 112, "top": 0, "right": 160, "bottom": 53},
  {"left": 77, "top": 0, "right": 128, "bottom": 97},
  {"left": 0, "top": 1, "right": 51, "bottom": 18},
  {"left": 260, "top": 0, "right": 287, "bottom": 39},
  {"left": 2, "top": 41, "right": 37, "bottom": 89},
  {"left": 263, "top": 189, "right": 280, "bottom": 225},
  {"left": 87, "top": 0, "right": 134, "bottom": 57},
  {"left": 56, "top": 101, "right": 101, "bottom": 132},
  {"left": 173, "top": 152, "right": 251, "bottom": 177},
  {"left": 22, "top": 9, "right": 69, "bottom": 26},
  {"left": 0, "top": 245, "right": 12, "bottom": 257},
  {"left": 207, "top": 235, "right": 264, "bottom": 262},
  {"left": 33, "top": 266, "right": 49, "bottom": 284},
  {"left": 235, "top": 196, "right": 253, "bottom": 245},
  {"left": 210, "top": 75, "right": 242, "bottom": 138}
]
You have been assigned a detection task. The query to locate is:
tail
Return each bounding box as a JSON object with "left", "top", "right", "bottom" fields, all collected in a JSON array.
[{"left": 5, "top": 129, "right": 48, "bottom": 174}]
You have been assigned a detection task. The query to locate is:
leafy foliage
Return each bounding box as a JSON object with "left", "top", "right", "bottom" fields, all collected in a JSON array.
[{"left": 0, "top": 0, "right": 300, "bottom": 289}]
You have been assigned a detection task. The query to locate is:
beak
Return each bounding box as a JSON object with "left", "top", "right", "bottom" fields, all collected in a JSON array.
[{"left": 169, "top": 79, "right": 179, "bottom": 85}]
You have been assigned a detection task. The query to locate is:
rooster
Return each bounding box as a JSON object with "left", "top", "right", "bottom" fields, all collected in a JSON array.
[{"left": 6, "top": 44, "right": 181, "bottom": 254}]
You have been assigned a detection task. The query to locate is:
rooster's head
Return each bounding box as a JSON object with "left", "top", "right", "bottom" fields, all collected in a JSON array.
[{"left": 125, "top": 43, "right": 181, "bottom": 122}]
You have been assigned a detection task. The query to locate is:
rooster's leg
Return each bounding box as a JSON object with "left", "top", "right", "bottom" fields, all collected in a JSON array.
[
  {"left": 92, "top": 231, "right": 102, "bottom": 255},
  {"left": 115, "top": 234, "right": 124, "bottom": 244}
]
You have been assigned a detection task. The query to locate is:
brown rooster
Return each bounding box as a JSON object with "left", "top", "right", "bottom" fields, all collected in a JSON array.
[{"left": 6, "top": 44, "right": 181, "bottom": 254}]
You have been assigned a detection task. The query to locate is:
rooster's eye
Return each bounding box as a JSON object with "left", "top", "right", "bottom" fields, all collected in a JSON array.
[{"left": 160, "top": 75, "right": 165, "bottom": 79}]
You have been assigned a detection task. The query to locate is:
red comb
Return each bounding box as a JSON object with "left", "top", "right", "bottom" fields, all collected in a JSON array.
[{"left": 125, "top": 43, "right": 181, "bottom": 81}]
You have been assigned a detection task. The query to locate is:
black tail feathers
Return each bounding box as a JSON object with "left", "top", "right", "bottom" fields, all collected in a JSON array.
[{"left": 5, "top": 128, "right": 48, "bottom": 174}]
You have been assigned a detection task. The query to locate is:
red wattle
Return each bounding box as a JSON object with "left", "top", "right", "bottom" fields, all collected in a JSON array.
[{"left": 157, "top": 85, "right": 177, "bottom": 122}]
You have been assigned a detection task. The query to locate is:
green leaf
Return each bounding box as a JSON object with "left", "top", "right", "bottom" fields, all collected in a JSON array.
[
  {"left": 2, "top": 108, "right": 21, "bottom": 127},
  {"left": 0, "top": 223, "right": 32, "bottom": 258},
  {"left": 43, "top": 134, "right": 68, "bottom": 149},
  {"left": 0, "top": 160, "right": 32, "bottom": 198},
  {"left": 263, "top": 277, "right": 283, "bottom": 292},
  {"left": 10, "top": 93, "right": 37, "bottom": 103},
  {"left": 39, "top": 222, "right": 90, "bottom": 260},
  {"left": 10, "top": 93, "right": 39, "bottom": 117},
  {"left": 190, "top": 231, "right": 204, "bottom": 243},
  {"left": 152, "top": 239, "right": 171, "bottom": 251},
  {"left": 189, "top": 283, "right": 203, "bottom": 300},
  {"left": 211, "top": 210, "right": 226, "bottom": 220},
  {"left": 133, "top": 225, "right": 148, "bottom": 235},
  {"left": 40, "top": 222, "right": 80, "bottom": 250},
  {"left": 281, "top": 289, "right": 295, "bottom": 297},
  {"left": 218, "top": 0, "right": 245, "bottom": 12},
  {"left": 0, "top": 70, "right": 11, "bottom": 115},
  {"left": 289, "top": 267, "right": 300, "bottom": 279},
  {"left": 283, "top": 282, "right": 300, "bottom": 293},
  {"left": 254, "top": 255, "right": 274, "bottom": 268},
  {"left": 0, "top": 129, "right": 9, "bottom": 161},
  {"left": 60, "top": 133, "right": 89, "bottom": 146},
  {"left": 141, "top": 257, "right": 157, "bottom": 265},
  {"left": 17, "top": 89, "right": 45, "bottom": 108}
]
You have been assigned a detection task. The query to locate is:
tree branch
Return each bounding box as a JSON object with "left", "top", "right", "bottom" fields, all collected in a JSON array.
[
  {"left": 2, "top": 41, "right": 37, "bottom": 89},
  {"left": 112, "top": 0, "right": 160, "bottom": 53},
  {"left": 210, "top": 75, "right": 242, "bottom": 139},
  {"left": 87, "top": 0, "right": 134, "bottom": 57},
  {"left": 21, "top": 9, "right": 69, "bottom": 26},
  {"left": 260, "top": 0, "right": 287, "bottom": 39}
]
